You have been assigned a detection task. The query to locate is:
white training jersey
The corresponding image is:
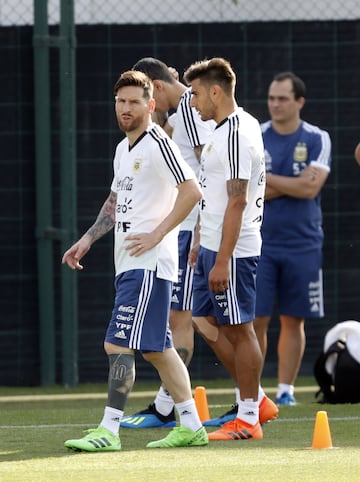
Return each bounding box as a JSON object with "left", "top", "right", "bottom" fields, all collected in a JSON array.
[
  {"left": 199, "top": 107, "right": 266, "bottom": 257},
  {"left": 172, "top": 88, "right": 215, "bottom": 231},
  {"left": 110, "top": 123, "right": 196, "bottom": 281}
]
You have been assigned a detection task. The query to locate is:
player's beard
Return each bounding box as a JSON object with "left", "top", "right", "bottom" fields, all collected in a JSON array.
[{"left": 118, "top": 114, "right": 143, "bottom": 133}]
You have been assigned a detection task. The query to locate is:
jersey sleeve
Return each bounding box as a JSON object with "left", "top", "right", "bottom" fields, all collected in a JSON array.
[
  {"left": 225, "top": 116, "right": 252, "bottom": 181},
  {"left": 180, "top": 90, "right": 214, "bottom": 148},
  {"left": 309, "top": 129, "right": 332, "bottom": 172},
  {"left": 149, "top": 125, "right": 196, "bottom": 186},
  {"left": 110, "top": 141, "right": 125, "bottom": 192}
]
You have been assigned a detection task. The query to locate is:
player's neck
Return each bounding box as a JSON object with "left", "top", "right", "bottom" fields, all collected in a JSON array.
[
  {"left": 126, "top": 120, "right": 151, "bottom": 147},
  {"left": 214, "top": 99, "right": 238, "bottom": 124},
  {"left": 272, "top": 118, "right": 301, "bottom": 135},
  {"left": 170, "top": 82, "right": 187, "bottom": 109}
]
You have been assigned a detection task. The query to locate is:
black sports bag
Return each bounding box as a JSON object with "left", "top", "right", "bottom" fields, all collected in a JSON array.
[{"left": 314, "top": 321, "right": 360, "bottom": 404}]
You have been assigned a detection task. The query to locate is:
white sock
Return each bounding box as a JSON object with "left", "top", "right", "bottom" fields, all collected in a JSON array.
[
  {"left": 277, "top": 383, "right": 294, "bottom": 398},
  {"left": 176, "top": 399, "right": 202, "bottom": 432},
  {"left": 236, "top": 386, "right": 264, "bottom": 403},
  {"left": 258, "top": 385, "right": 265, "bottom": 402},
  {"left": 235, "top": 386, "right": 241, "bottom": 405},
  {"left": 237, "top": 399, "right": 259, "bottom": 426},
  {"left": 154, "top": 386, "right": 174, "bottom": 416},
  {"left": 100, "top": 406, "right": 123, "bottom": 435}
]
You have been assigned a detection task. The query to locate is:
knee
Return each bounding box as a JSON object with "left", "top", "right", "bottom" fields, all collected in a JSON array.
[
  {"left": 192, "top": 317, "right": 219, "bottom": 343},
  {"left": 104, "top": 341, "right": 118, "bottom": 355},
  {"left": 104, "top": 341, "right": 133, "bottom": 356},
  {"left": 280, "top": 316, "right": 305, "bottom": 336},
  {"left": 142, "top": 351, "right": 160, "bottom": 364},
  {"left": 254, "top": 316, "right": 271, "bottom": 332}
]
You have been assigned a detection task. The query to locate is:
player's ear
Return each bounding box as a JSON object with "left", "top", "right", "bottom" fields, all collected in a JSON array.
[
  {"left": 210, "top": 84, "right": 221, "bottom": 101},
  {"left": 149, "top": 98, "right": 156, "bottom": 114},
  {"left": 298, "top": 96, "right": 306, "bottom": 110},
  {"left": 152, "top": 79, "right": 163, "bottom": 92}
]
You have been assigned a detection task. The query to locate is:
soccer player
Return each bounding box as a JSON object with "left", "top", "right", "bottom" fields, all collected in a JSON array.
[
  {"left": 120, "top": 57, "right": 214, "bottom": 429},
  {"left": 254, "top": 72, "right": 332, "bottom": 405},
  {"left": 183, "top": 57, "right": 272, "bottom": 441},
  {"left": 62, "top": 70, "right": 207, "bottom": 450}
]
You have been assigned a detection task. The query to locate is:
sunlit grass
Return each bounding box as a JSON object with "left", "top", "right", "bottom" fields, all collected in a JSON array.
[{"left": 0, "top": 378, "right": 359, "bottom": 481}]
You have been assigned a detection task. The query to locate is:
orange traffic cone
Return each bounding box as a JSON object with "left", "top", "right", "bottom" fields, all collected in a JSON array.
[
  {"left": 194, "top": 386, "right": 210, "bottom": 422},
  {"left": 310, "top": 410, "right": 334, "bottom": 449}
]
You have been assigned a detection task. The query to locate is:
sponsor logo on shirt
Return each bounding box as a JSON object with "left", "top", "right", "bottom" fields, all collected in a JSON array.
[
  {"left": 114, "top": 330, "right": 127, "bottom": 339},
  {"left": 116, "top": 305, "right": 135, "bottom": 323},
  {"left": 258, "top": 171, "right": 266, "bottom": 186},
  {"left": 308, "top": 280, "right": 321, "bottom": 313},
  {"left": 117, "top": 176, "right": 134, "bottom": 190}
]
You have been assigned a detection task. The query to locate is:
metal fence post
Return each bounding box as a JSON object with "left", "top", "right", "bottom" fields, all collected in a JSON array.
[
  {"left": 60, "top": 0, "right": 78, "bottom": 387},
  {"left": 33, "top": 0, "right": 56, "bottom": 386}
]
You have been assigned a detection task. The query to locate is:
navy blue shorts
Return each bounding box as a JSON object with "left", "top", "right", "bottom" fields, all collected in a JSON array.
[
  {"left": 105, "top": 269, "right": 173, "bottom": 352},
  {"left": 255, "top": 246, "right": 324, "bottom": 318},
  {"left": 192, "top": 246, "right": 258, "bottom": 325},
  {"left": 171, "top": 230, "right": 194, "bottom": 312}
]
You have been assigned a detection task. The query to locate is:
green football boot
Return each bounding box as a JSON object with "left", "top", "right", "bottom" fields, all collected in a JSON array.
[
  {"left": 64, "top": 426, "right": 121, "bottom": 452},
  {"left": 146, "top": 425, "right": 208, "bottom": 448}
]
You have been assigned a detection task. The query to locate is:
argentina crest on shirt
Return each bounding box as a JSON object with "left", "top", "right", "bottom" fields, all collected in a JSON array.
[{"left": 293, "top": 142, "right": 308, "bottom": 162}]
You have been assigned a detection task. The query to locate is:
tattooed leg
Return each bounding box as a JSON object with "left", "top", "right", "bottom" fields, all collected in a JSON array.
[{"left": 107, "top": 353, "right": 135, "bottom": 410}]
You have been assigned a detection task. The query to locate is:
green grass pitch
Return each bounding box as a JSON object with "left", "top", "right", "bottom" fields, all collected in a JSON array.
[{"left": 0, "top": 377, "right": 360, "bottom": 481}]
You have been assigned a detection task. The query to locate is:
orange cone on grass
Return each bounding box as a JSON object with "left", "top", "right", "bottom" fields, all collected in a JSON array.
[
  {"left": 310, "top": 410, "right": 333, "bottom": 449},
  {"left": 194, "top": 386, "right": 210, "bottom": 422}
]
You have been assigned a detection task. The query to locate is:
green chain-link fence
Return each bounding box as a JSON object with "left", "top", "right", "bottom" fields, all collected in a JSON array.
[{"left": 1, "top": 0, "right": 360, "bottom": 25}]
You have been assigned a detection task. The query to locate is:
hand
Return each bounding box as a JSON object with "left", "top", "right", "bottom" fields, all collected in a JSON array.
[
  {"left": 62, "top": 235, "right": 91, "bottom": 270},
  {"left": 208, "top": 261, "right": 229, "bottom": 293},
  {"left": 125, "top": 231, "right": 162, "bottom": 257},
  {"left": 168, "top": 67, "right": 179, "bottom": 81},
  {"left": 300, "top": 165, "right": 318, "bottom": 181},
  {"left": 188, "top": 243, "right": 199, "bottom": 270}
]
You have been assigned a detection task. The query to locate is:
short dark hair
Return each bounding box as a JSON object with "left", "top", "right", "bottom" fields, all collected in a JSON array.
[
  {"left": 113, "top": 70, "right": 153, "bottom": 100},
  {"left": 132, "top": 57, "right": 175, "bottom": 84},
  {"left": 183, "top": 57, "right": 235, "bottom": 95},
  {"left": 272, "top": 72, "right": 306, "bottom": 99}
]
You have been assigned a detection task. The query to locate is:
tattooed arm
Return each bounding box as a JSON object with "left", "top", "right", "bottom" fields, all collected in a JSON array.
[
  {"left": 85, "top": 191, "right": 117, "bottom": 242},
  {"left": 62, "top": 191, "right": 117, "bottom": 270},
  {"left": 208, "top": 178, "right": 248, "bottom": 292}
]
